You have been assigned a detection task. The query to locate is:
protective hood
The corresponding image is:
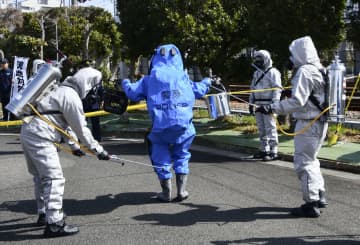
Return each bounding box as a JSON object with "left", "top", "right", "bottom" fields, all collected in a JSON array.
[
  {"left": 150, "top": 44, "right": 183, "bottom": 71},
  {"left": 254, "top": 50, "right": 273, "bottom": 70},
  {"left": 62, "top": 67, "right": 102, "bottom": 99},
  {"left": 289, "top": 36, "right": 321, "bottom": 69}
]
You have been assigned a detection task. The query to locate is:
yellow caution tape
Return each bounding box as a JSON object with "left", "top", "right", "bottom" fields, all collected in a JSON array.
[
  {"left": 0, "top": 103, "right": 147, "bottom": 127},
  {"left": 206, "top": 86, "right": 292, "bottom": 97}
]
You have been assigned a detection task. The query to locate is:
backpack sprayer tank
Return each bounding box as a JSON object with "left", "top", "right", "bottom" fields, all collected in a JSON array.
[
  {"left": 6, "top": 63, "right": 62, "bottom": 118},
  {"left": 327, "top": 56, "right": 346, "bottom": 123}
]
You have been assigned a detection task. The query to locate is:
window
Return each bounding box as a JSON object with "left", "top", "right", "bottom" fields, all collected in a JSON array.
[{"left": 38, "top": 0, "right": 48, "bottom": 4}]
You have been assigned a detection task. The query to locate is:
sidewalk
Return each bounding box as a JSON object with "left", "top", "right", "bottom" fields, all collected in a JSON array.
[
  {"left": 194, "top": 129, "right": 360, "bottom": 174},
  {"left": 99, "top": 113, "right": 360, "bottom": 174}
]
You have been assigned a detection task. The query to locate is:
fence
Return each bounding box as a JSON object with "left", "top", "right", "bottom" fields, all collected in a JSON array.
[{"left": 228, "top": 76, "right": 360, "bottom": 111}]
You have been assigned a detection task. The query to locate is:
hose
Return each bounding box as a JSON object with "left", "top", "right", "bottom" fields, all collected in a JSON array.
[
  {"left": 27, "top": 103, "right": 96, "bottom": 156},
  {"left": 273, "top": 104, "right": 333, "bottom": 137},
  {"left": 28, "top": 103, "right": 164, "bottom": 170}
]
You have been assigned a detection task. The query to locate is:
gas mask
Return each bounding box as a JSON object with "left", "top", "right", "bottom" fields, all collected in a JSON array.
[{"left": 253, "top": 56, "right": 265, "bottom": 70}]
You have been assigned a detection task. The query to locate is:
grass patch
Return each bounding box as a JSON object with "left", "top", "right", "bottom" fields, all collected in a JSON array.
[
  {"left": 200, "top": 114, "right": 259, "bottom": 134},
  {"left": 193, "top": 108, "right": 210, "bottom": 118},
  {"left": 327, "top": 123, "right": 360, "bottom": 143},
  {"left": 122, "top": 110, "right": 360, "bottom": 144}
]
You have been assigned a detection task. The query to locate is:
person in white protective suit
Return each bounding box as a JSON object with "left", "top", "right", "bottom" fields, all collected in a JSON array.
[
  {"left": 256, "top": 36, "right": 328, "bottom": 218},
  {"left": 20, "top": 66, "right": 110, "bottom": 237},
  {"left": 249, "top": 50, "right": 282, "bottom": 161}
]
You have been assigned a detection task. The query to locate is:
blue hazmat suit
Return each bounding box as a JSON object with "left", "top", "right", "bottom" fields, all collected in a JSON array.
[{"left": 122, "top": 44, "right": 211, "bottom": 180}]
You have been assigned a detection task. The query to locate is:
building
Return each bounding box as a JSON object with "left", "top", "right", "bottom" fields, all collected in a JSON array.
[
  {"left": 18, "top": 0, "right": 63, "bottom": 13},
  {"left": 10, "top": 0, "right": 116, "bottom": 18},
  {"left": 0, "top": 0, "right": 13, "bottom": 9}
]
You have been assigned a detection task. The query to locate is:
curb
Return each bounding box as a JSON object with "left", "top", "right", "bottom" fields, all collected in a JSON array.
[
  {"left": 0, "top": 127, "right": 21, "bottom": 134},
  {"left": 102, "top": 128, "right": 148, "bottom": 139},
  {"left": 3, "top": 125, "right": 359, "bottom": 174},
  {"left": 193, "top": 137, "right": 360, "bottom": 174}
]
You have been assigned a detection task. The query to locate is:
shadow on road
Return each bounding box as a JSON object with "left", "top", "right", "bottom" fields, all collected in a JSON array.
[
  {"left": 105, "top": 142, "right": 238, "bottom": 164},
  {"left": 0, "top": 218, "right": 44, "bottom": 242},
  {"left": 0, "top": 191, "right": 159, "bottom": 217},
  {"left": 0, "top": 150, "right": 24, "bottom": 155},
  {"left": 0, "top": 192, "right": 160, "bottom": 241},
  {"left": 211, "top": 235, "right": 360, "bottom": 244},
  {"left": 134, "top": 203, "right": 293, "bottom": 226},
  {"left": 104, "top": 142, "right": 148, "bottom": 156}
]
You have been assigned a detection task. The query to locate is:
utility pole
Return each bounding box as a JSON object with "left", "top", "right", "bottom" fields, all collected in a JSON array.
[
  {"left": 40, "top": 16, "right": 45, "bottom": 60},
  {"left": 55, "top": 20, "right": 59, "bottom": 62}
]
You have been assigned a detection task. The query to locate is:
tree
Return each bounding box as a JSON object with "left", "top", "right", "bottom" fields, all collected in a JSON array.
[
  {"left": 164, "top": 1, "right": 239, "bottom": 68},
  {"left": 163, "top": 0, "right": 250, "bottom": 83},
  {"left": 0, "top": 7, "right": 121, "bottom": 80},
  {"left": 245, "top": 0, "right": 346, "bottom": 71},
  {"left": 46, "top": 7, "right": 121, "bottom": 64},
  {"left": 0, "top": 9, "right": 25, "bottom": 60},
  {"left": 347, "top": 0, "right": 360, "bottom": 50},
  {"left": 117, "top": 0, "right": 170, "bottom": 76},
  {"left": 0, "top": 8, "right": 23, "bottom": 34},
  {"left": 2, "top": 12, "right": 44, "bottom": 60},
  {"left": 118, "top": 0, "right": 249, "bottom": 82},
  {"left": 117, "top": 0, "right": 345, "bottom": 83}
]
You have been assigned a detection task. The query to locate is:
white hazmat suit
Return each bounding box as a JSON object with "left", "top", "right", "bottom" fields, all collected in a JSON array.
[
  {"left": 20, "top": 67, "right": 108, "bottom": 233},
  {"left": 249, "top": 50, "right": 282, "bottom": 159},
  {"left": 269, "top": 36, "right": 328, "bottom": 217}
]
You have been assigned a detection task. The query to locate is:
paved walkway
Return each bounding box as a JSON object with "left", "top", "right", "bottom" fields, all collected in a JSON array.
[
  {"left": 99, "top": 113, "right": 360, "bottom": 173},
  {"left": 194, "top": 129, "right": 360, "bottom": 173}
]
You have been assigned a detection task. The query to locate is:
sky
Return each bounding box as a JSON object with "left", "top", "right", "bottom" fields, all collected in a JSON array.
[{"left": 79, "top": 0, "right": 115, "bottom": 16}]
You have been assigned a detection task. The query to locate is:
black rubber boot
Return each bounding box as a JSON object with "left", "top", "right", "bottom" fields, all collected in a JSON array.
[
  {"left": 173, "top": 174, "right": 189, "bottom": 202},
  {"left": 263, "top": 153, "right": 278, "bottom": 161},
  {"left": 43, "top": 219, "right": 79, "bottom": 238},
  {"left": 318, "top": 190, "right": 328, "bottom": 208},
  {"left": 253, "top": 151, "right": 268, "bottom": 159},
  {"left": 36, "top": 213, "right": 46, "bottom": 226},
  {"left": 156, "top": 179, "right": 171, "bottom": 202},
  {"left": 290, "top": 202, "right": 321, "bottom": 218},
  {"left": 37, "top": 210, "right": 67, "bottom": 227}
]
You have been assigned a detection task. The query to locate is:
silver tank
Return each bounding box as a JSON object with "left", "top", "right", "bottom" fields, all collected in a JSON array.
[
  {"left": 206, "top": 92, "right": 231, "bottom": 119},
  {"left": 6, "top": 63, "right": 62, "bottom": 118},
  {"left": 327, "top": 56, "right": 346, "bottom": 123}
]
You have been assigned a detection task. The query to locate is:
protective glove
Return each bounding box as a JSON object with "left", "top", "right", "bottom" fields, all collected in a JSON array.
[
  {"left": 282, "top": 89, "right": 292, "bottom": 98},
  {"left": 255, "top": 105, "right": 272, "bottom": 114},
  {"left": 211, "top": 76, "right": 221, "bottom": 85},
  {"left": 249, "top": 105, "right": 255, "bottom": 115},
  {"left": 72, "top": 149, "right": 85, "bottom": 157},
  {"left": 121, "top": 78, "right": 130, "bottom": 90},
  {"left": 97, "top": 150, "right": 110, "bottom": 160}
]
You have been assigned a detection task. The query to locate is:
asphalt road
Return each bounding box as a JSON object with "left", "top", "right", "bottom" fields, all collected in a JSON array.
[{"left": 0, "top": 134, "right": 360, "bottom": 245}]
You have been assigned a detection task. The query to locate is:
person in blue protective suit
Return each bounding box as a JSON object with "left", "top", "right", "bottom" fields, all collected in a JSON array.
[{"left": 122, "top": 44, "right": 211, "bottom": 202}]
